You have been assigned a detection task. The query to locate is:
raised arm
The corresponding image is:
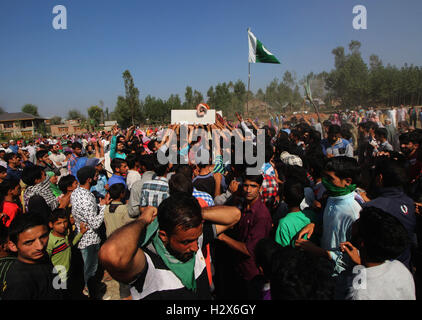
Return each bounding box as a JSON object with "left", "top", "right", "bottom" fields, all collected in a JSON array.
[
  {"left": 98, "top": 206, "right": 157, "bottom": 283},
  {"left": 201, "top": 205, "right": 240, "bottom": 235},
  {"left": 125, "top": 125, "right": 135, "bottom": 142}
]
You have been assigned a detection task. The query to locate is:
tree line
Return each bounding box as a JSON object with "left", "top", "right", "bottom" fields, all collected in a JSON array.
[{"left": 14, "top": 40, "right": 422, "bottom": 129}]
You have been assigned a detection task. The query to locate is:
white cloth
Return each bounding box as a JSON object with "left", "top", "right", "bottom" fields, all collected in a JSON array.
[
  {"left": 49, "top": 152, "right": 66, "bottom": 169},
  {"left": 346, "top": 260, "right": 416, "bottom": 300}
]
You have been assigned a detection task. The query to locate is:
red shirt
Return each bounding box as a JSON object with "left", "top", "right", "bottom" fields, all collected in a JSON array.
[
  {"left": 1, "top": 201, "right": 21, "bottom": 227},
  {"left": 236, "top": 196, "right": 273, "bottom": 281}
]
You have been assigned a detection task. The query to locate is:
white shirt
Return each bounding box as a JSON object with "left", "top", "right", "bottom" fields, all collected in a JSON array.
[
  {"left": 346, "top": 260, "right": 416, "bottom": 300},
  {"left": 126, "top": 170, "right": 142, "bottom": 191},
  {"left": 49, "top": 152, "right": 66, "bottom": 168}
]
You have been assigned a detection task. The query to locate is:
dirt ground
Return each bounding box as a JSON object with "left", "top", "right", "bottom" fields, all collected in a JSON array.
[{"left": 102, "top": 278, "right": 121, "bottom": 300}]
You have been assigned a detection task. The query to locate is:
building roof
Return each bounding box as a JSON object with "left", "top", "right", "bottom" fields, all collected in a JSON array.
[{"left": 0, "top": 112, "right": 46, "bottom": 122}]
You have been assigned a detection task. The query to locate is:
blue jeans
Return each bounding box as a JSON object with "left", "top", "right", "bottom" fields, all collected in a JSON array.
[{"left": 80, "top": 243, "right": 100, "bottom": 286}]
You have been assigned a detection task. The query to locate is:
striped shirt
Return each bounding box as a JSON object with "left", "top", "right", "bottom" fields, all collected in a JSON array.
[
  {"left": 192, "top": 188, "right": 215, "bottom": 207},
  {"left": 130, "top": 222, "right": 216, "bottom": 300},
  {"left": 47, "top": 232, "right": 83, "bottom": 281},
  {"left": 140, "top": 176, "right": 169, "bottom": 208},
  {"left": 24, "top": 176, "right": 58, "bottom": 212},
  {"left": 212, "top": 155, "right": 225, "bottom": 174}
]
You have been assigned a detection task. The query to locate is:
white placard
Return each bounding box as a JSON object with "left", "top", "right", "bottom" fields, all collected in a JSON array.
[{"left": 171, "top": 109, "right": 216, "bottom": 125}]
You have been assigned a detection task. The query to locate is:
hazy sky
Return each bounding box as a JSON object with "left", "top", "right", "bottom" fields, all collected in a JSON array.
[{"left": 1, "top": 0, "right": 421, "bottom": 118}]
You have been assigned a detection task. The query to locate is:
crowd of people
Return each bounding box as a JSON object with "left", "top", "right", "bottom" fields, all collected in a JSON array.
[{"left": 0, "top": 104, "right": 421, "bottom": 300}]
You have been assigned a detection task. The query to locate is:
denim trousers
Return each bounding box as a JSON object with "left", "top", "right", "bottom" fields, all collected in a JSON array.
[{"left": 80, "top": 243, "right": 100, "bottom": 286}]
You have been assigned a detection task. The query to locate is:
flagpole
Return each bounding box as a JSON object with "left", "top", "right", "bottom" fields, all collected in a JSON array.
[{"left": 247, "top": 62, "right": 250, "bottom": 117}]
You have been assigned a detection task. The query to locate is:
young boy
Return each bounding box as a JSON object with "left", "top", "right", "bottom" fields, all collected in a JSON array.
[
  {"left": 58, "top": 174, "right": 79, "bottom": 230},
  {"left": 46, "top": 171, "right": 62, "bottom": 198},
  {"left": 295, "top": 156, "right": 362, "bottom": 276},
  {"left": 275, "top": 181, "right": 319, "bottom": 247},
  {"left": 47, "top": 209, "right": 88, "bottom": 289},
  {"left": 2, "top": 214, "right": 63, "bottom": 300},
  {"left": 341, "top": 206, "right": 415, "bottom": 300},
  {"left": 103, "top": 183, "right": 134, "bottom": 300},
  {"left": 58, "top": 174, "right": 78, "bottom": 197},
  {"left": 373, "top": 127, "right": 394, "bottom": 155}
]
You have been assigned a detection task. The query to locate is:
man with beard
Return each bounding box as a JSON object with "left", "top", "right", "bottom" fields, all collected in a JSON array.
[
  {"left": 2, "top": 214, "right": 64, "bottom": 300},
  {"left": 5, "top": 151, "right": 33, "bottom": 181},
  {"left": 400, "top": 131, "right": 422, "bottom": 182},
  {"left": 70, "top": 166, "right": 111, "bottom": 299},
  {"left": 49, "top": 143, "right": 67, "bottom": 173},
  {"left": 36, "top": 149, "right": 61, "bottom": 177},
  {"left": 99, "top": 194, "right": 241, "bottom": 300},
  {"left": 321, "top": 124, "right": 353, "bottom": 158},
  {"left": 362, "top": 159, "right": 416, "bottom": 271}
]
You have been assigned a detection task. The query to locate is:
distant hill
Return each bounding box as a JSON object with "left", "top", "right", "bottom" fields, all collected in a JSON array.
[{"left": 243, "top": 99, "right": 274, "bottom": 120}]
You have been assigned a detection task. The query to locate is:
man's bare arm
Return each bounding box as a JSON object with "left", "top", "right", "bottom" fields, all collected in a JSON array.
[
  {"left": 218, "top": 233, "right": 251, "bottom": 257},
  {"left": 98, "top": 206, "right": 157, "bottom": 283},
  {"left": 201, "top": 205, "right": 240, "bottom": 235}
]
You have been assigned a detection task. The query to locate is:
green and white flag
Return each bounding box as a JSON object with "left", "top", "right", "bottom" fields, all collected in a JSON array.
[{"left": 248, "top": 29, "right": 280, "bottom": 64}]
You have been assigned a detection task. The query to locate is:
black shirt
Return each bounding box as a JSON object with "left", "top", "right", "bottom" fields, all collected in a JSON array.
[
  {"left": 2, "top": 257, "right": 64, "bottom": 300},
  {"left": 193, "top": 174, "right": 215, "bottom": 198}
]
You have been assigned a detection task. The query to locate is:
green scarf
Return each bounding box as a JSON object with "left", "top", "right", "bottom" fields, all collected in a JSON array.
[
  {"left": 152, "top": 231, "right": 197, "bottom": 291},
  {"left": 322, "top": 177, "right": 356, "bottom": 197}
]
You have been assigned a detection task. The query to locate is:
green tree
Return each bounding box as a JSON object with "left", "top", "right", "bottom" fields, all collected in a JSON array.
[
  {"left": 183, "top": 86, "right": 194, "bottom": 109},
  {"left": 193, "top": 90, "right": 204, "bottom": 107},
  {"left": 255, "top": 88, "right": 265, "bottom": 101},
  {"left": 231, "top": 80, "right": 247, "bottom": 114},
  {"left": 213, "top": 82, "right": 232, "bottom": 114},
  {"left": 122, "top": 70, "right": 142, "bottom": 126},
  {"left": 0, "top": 106, "right": 4, "bottom": 114},
  {"left": 167, "top": 94, "right": 182, "bottom": 109},
  {"left": 87, "top": 105, "right": 104, "bottom": 129},
  {"left": 143, "top": 95, "right": 170, "bottom": 124},
  {"left": 113, "top": 96, "right": 132, "bottom": 128},
  {"left": 325, "top": 41, "right": 369, "bottom": 108},
  {"left": 49, "top": 116, "right": 62, "bottom": 125},
  {"left": 207, "top": 86, "right": 216, "bottom": 108},
  {"left": 22, "top": 104, "right": 39, "bottom": 116},
  {"left": 67, "top": 109, "right": 84, "bottom": 120},
  {"left": 264, "top": 78, "right": 294, "bottom": 112},
  {"left": 105, "top": 107, "right": 109, "bottom": 121}
]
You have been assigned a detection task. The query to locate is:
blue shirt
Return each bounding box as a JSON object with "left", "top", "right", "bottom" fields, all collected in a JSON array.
[
  {"left": 90, "top": 174, "right": 108, "bottom": 197},
  {"left": 8, "top": 145, "right": 18, "bottom": 154},
  {"left": 321, "top": 138, "right": 353, "bottom": 158},
  {"left": 7, "top": 166, "right": 22, "bottom": 181},
  {"left": 108, "top": 174, "right": 126, "bottom": 188},
  {"left": 6, "top": 161, "right": 33, "bottom": 181},
  {"left": 321, "top": 192, "right": 361, "bottom": 276}
]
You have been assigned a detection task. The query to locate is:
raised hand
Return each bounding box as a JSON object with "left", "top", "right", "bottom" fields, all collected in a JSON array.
[{"left": 139, "top": 206, "right": 158, "bottom": 225}]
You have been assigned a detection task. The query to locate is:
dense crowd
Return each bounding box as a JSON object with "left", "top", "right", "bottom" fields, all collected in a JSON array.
[{"left": 0, "top": 104, "right": 422, "bottom": 300}]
